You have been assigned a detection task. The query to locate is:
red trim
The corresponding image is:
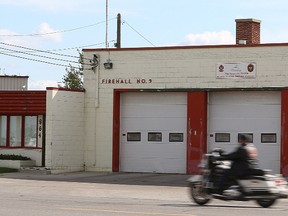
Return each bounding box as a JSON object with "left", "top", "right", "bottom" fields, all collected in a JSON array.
[
  {"left": 46, "top": 87, "right": 85, "bottom": 92},
  {"left": 0, "top": 91, "right": 46, "bottom": 115},
  {"left": 112, "top": 90, "right": 121, "bottom": 172},
  {"left": 83, "top": 42, "right": 288, "bottom": 52},
  {"left": 281, "top": 90, "right": 288, "bottom": 177},
  {"left": 187, "top": 92, "right": 207, "bottom": 174}
]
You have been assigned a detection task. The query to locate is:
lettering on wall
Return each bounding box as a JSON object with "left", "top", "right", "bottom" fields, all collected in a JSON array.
[
  {"left": 101, "top": 79, "right": 152, "bottom": 84},
  {"left": 38, "top": 115, "right": 43, "bottom": 148}
]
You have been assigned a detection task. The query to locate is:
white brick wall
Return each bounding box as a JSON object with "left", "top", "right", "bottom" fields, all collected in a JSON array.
[
  {"left": 45, "top": 89, "right": 85, "bottom": 173},
  {"left": 83, "top": 45, "right": 288, "bottom": 171}
]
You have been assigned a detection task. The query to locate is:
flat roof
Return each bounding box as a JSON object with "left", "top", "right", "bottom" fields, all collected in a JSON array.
[
  {"left": 83, "top": 42, "right": 288, "bottom": 52},
  {"left": 0, "top": 75, "right": 29, "bottom": 78}
]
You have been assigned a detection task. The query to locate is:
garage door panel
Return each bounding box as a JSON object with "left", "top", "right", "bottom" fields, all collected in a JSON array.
[
  {"left": 121, "top": 105, "right": 187, "bottom": 118},
  {"left": 209, "top": 118, "right": 280, "bottom": 132},
  {"left": 120, "top": 92, "right": 187, "bottom": 173},
  {"left": 208, "top": 91, "right": 281, "bottom": 173},
  {"left": 210, "top": 105, "right": 280, "bottom": 118},
  {"left": 121, "top": 118, "right": 187, "bottom": 131},
  {"left": 209, "top": 92, "right": 280, "bottom": 105},
  {"left": 121, "top": 93, "right": 186, "bottom": 105}
]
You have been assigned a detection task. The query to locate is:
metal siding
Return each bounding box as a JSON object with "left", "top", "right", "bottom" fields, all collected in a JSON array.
[
  {"left": 0, "top": 77, "right": 28, "bottom": 90},
  {"left": 0, "top": 91, "right": 46, "bottom": 115}
]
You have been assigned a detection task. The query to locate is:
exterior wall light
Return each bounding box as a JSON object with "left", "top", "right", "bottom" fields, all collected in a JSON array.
[{"left": 104, "top": 61, "right": 113, "bottom": 69}]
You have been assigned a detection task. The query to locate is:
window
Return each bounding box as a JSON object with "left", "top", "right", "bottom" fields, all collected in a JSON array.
[
  {"left": 127, "top": 132, "right": 141, "bottom": 142},
  {"left": 24, "top": 116, "right": 37, "bottom": 147},
  {"left": 215, "top": 133, "right": 230, "bottom": 142},
  {"left": 0, "top": 116, "right": 7, "bottom": 146},
  {"left": 261, "top": 133, "right": 277, "bottom": 143},
  {"left": 169, "top": 133, "right": 184, "bottom": 142},
  {"left": 9, "top": 116, "right": 22, "bottom": 147},
  {"left": 238, "top": 133, "right": 253, "bottom": 143},
  {"left": 148, "top": 132, "right": 162, "bottom": 142},
  {"left": 0, "top": 116, "right": 40, "bottom": 148}
]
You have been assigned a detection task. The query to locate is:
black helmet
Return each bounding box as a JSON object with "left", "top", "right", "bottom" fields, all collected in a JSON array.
[{"left": 239, "top": 134, "right": 248, "bottom": 142}]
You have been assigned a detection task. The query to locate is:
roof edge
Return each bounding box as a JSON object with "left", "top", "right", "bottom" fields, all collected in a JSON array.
[{"left": 83, "top": 42, "right": 288, "bottom": 52}]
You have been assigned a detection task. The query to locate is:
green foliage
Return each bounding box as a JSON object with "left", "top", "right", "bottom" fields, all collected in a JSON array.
[
  {"left": 0, "top": 154, "right": 31, "bottom": 161},
  {"left": 62, "top": 51, "right": 84, "bottom": 90},
  {"left": 0, "top": 167, "right": 18, "bottom": 173}
]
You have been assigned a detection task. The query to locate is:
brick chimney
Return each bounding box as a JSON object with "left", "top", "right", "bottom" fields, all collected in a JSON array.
[{"left": 235, "top": 18, "right": 261, "bottom": 45}]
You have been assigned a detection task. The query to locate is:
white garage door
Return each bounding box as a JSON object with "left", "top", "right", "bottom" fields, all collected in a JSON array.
[
  {"left": 120, "top": 92, "right": 187, "bottom": 173},
  {"left": 208, "top": 91, "right": 281, "bottom": 173}
]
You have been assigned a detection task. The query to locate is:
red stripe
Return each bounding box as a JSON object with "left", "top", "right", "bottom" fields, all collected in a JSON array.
[
  {"left": 0, "top": 91, "right": 46, "bottom": 114},
  {"left": 187, "top": 92, "right": 207, "bottom": 174},
  {"left": 281, "top": 90, "right": 288, "bottom": 176},
  {"left": 112, "top": 90, "right": 121, "bottom": 172}
]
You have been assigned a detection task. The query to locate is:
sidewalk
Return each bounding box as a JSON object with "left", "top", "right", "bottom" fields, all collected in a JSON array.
[{"left": 0, "top": 171, "right": 190, "bottom": 187}]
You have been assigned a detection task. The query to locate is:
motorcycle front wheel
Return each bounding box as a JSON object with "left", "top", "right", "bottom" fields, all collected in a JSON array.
[
  {"left": 189, "top": 183, "right": 210, "bottom": 205},
  {"left": 256, "top": 198, "right": 277, "bottom": 208}
]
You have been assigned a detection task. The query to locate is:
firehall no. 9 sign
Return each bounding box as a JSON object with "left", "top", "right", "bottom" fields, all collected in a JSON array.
[
  {"left": 216, "top": 63, "right": 256, "bottom": 79},
  {"left": 101, "top": 78, "right": 153, "bottom": 84}
]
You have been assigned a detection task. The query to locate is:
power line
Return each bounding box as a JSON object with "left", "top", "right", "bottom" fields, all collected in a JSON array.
[
  {"left": 0, "top": 18, "right": 117, "bottom": 37},
  {"left": 0, "top": 41, "right": 85, "bottom": 60},
  {"left": 0, "top": 51, "right": 76, "bottom": 68},
  {"left": 0, "top": 46, "right": 87, "bottom": 65},
  {"left": 0, "top": 41, "right": 114, "bottom": 54},
  {"left": 122, "top": 19, "right": 156, "bottom": 47},
  {"left": 0, "top": 50, "right": 93, "bottom": 70}
]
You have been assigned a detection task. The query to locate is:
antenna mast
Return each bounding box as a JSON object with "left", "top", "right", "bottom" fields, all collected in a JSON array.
[{"left": 105, "top": 0, "right": 109, "bottom": 48}]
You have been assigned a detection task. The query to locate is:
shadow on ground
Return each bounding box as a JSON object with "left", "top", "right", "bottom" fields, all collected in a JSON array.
[{"left": 0, "top": 171, "right": 190, "bottom": 187}]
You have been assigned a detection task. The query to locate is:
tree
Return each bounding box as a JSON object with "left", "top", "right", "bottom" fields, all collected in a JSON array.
[{"left": 62, "top": 51, "right": 84, "bottom": 90}]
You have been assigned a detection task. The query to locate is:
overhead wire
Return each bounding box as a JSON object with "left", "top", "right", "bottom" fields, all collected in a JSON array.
[
  {"left": 0, "top": 41, "right": 88, "bottom": 60},
  {"left": 0, "top": 18, "right": 117, "bottom": 37},
  {"left": 122, "top": 19, "right": 156, "bottom": 47},
  {"left": 0, "top": 46, "right": 89, "bottom": 65},
  {"left": 0, "top": 41, "right": 114, "bottom": 54},
  {"left": 0, "top": 51, "right": 77, "bottom": 68}
]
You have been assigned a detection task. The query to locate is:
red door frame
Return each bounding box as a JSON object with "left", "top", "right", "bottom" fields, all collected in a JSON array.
[
  {"left": 187, "top": 92, "right": 207, "bottom": 174},
  {"left": 281, "top": 90, "right": 288, "bottom": 176},
  {"left": 112, "top": 89, "right": 207, "bottom": 173}
]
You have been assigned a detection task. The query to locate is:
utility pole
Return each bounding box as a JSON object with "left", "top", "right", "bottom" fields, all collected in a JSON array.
[
  {"left": 105, "top": 0, "right": 109, "bottom": 48},
  {"left": 116, "top": 13, "right": 121, "bottom": 48}
]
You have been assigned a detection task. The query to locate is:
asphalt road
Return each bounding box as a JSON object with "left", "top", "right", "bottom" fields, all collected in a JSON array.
[{"left": 0, "top": 172, "right": 287, "bottom": 216}]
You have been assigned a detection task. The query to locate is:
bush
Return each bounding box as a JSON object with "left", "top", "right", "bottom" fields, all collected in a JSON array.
[
  {"left": 0, "top": 154, "right": 31, "bottom": 161},
  {"left": 0, "top": 167, "right": 18, "bottom": 173}
]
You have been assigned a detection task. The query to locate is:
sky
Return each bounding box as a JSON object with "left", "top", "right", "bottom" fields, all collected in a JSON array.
[{"left": 1, "top": 0, "right": 288, "bottom": 89}]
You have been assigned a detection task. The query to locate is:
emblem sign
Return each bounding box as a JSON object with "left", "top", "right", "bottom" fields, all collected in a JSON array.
[{"left": 216, "top": 63, "right": 256, "bottom": 79}]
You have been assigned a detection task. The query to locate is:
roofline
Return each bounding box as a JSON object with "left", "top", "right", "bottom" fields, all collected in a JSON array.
[
  {"left": 83, "top": 43, "right": 288, "bottom": 52},
  {"left": 0, "top": 75, "right": 29, "bottom": 78}
]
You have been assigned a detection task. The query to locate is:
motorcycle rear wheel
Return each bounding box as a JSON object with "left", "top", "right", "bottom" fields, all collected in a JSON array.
[
  {"left": 256, "top": 198, "right": 277, "bottom": 208},
  {"left": 189, "top": 183, "right": 210, "bottom": 205}
]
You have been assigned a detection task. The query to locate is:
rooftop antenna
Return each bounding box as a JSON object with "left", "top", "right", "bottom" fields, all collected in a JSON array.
[{"left": 105, "top": 0, "right": 109, "bottom": 48}]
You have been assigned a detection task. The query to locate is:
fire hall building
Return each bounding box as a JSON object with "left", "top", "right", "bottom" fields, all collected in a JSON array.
[{"left": 44, "top": 18, "right": 288, "bottom": 176}]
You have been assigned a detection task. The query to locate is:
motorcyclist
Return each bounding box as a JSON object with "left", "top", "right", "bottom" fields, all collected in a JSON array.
[{"left": 217, "top": 134, "right": 263, "bottom": 194}]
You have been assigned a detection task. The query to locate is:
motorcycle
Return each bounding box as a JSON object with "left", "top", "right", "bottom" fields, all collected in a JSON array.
[{"left": 187, "top": 149, "right": 288, "bottom": 208}]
